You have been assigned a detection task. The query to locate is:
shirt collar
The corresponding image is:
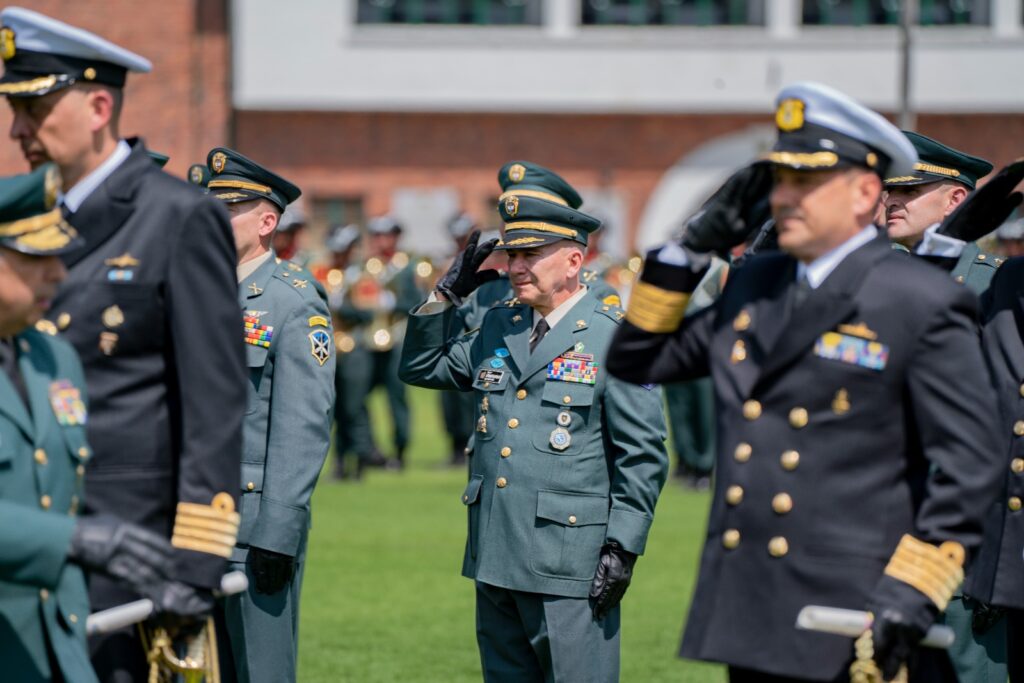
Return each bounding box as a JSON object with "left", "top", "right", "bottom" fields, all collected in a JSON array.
[
  {"left": 60, "top": 139, "right": 132, "bottom": 213},
  {"left": 914, "top": 223, "right": 966, "bottom": 258},
  {"left": 532, "top": 285, "right": 589, "bottom": 331},
  {"left": 796, "top": 225, "right": 878, "bottom": 289},
  {"left": 237, "top": 250, "right": 274, "bottom": 283}
]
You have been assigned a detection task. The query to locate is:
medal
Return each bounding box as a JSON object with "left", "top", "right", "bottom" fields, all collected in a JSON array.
[
  {"left": 477, "top": 415, "right": 488, "bottom": 433},
  {"left": 556, "top": 411, "right": 572, "bottom": 427},
  {"left": 549, "top": 427, "right": 571, "bottom": 451}
]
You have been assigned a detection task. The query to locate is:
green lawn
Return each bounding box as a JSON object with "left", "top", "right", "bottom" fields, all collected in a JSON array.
[{"left": 299, "top": 388, "right": 726, "bottom": 682}]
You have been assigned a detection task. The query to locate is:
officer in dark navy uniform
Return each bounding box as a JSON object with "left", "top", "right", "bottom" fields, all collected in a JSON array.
[
  {"left": 608, "top": 82, "right": 1003, "bottom": 682},
  {"left": 0, "top": 8, "right": 245, "bottom": 680}
]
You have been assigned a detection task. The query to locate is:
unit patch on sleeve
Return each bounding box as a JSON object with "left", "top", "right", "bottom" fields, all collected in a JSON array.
[{"left": 309, "top": 329, "right": 332, "bottom": 366}]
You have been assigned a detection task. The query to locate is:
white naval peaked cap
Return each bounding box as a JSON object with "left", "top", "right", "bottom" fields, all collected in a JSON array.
[{"left": 767, "top": 81, "right": 918, "bottom": 179}]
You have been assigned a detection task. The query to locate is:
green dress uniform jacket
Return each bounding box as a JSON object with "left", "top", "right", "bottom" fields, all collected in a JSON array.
[
  {"left": 226, "top": 256, "right": 336, "bottom": 681},
  {"left": 949, "top": 242, "right": 1002, "bottom": 295},
  {"left": 400, "top": 288, "right": 668, "bottom": 597},
  {"left": 0, "top": 330, "right": 96, "bottom": 683}
]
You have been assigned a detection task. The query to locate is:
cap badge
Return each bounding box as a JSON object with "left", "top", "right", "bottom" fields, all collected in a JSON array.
[
  {"left": 508, "top": 164, "right": 526, "bottom": 183},
  {"left": 43, "top": 165, "right": 60, "bottom": 210},
  {"left": 0, "top": 27, "right": 15, "bottom": 61},
  {"left": 189, "top": 166, "right": 205, "bottom": 185},
  {"left": 865, "top": 152, "right": 879, "bottom": 168},
  {"left": 775, "top": 98, "right": 805, "bottom": 133},
  {"left": 504, "top": 195, "right": 519, "bottom": 217},
  {"left": 83, "top": 67, "right": 97, "bottom": 81},
  {"left": 211, "top": 152, "right": 227, "bottom": 174}
]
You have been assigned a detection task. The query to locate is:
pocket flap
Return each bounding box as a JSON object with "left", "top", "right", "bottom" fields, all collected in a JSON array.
[
  {"left": 541, "top": 380, "right": 595, "bottom": 407},
  {"left": 246, "top": 344, "right": 269, "bottom": 368},
  {"left": 240, "top": 462, "right": 265, "bottom": 493},
  {"left": 462, "top": 474, "right": 484, "bottom": 505},
  {"left": 536, "top": 490, "right": 608, "bottom": 526}
]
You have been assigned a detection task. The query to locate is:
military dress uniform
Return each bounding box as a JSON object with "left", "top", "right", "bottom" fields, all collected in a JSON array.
[
  {"left": 197, "top": 148, "right": 336, "bottom": 682},
  {"left": 0, "top": 11, "right": 246, "bottom": 678},
  {"left": 608, "top": 83, "right": 1003, "bottom": 681},
  {"left": 401, "top": 188, "right": 668, "bottom": 682}
]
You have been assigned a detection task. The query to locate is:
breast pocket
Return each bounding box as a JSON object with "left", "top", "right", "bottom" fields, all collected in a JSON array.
[
  {"left": 531, "top": 381, "right": 596, "bottom": 455},
  {"left": 245, "top": 344, "right": 269, "bottom": 415},
  {"left": 78, "top": 283, "right": 164, "bottom": 358}
]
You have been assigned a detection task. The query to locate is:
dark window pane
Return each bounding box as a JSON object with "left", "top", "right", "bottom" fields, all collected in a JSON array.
[
  {"left": 357, "top": 0, "right": 543, "bottom": 25},
  {"left": 803, "top": 0, "right": 989, "bottom": 26},
  {"left": 582, "top": 0, "right": 765, "bottom": 25}
]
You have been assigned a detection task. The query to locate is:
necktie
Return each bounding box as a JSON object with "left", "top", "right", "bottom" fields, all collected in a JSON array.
[
  {"left": 0, "top": 338, "right": 29, "bottom": 409},
  {"left": 530, "top": 319, "right": 550, "bottom": 353},
  {"left": 793, "top": 272, "right": 812, "bottom": 310}
]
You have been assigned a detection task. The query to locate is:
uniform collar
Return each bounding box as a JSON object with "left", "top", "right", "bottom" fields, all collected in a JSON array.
[
  {"left": 531, "top": 285, "right": 589, "bottom": 333},
  {"left": 796, "top": 225, "right": 878, "bottom": 289},
  {"left": 60, "top": 139, "right": 132, "bottom": 213},
  {"left": 237, "top": 249, "right": 274, "bottom": 283}
]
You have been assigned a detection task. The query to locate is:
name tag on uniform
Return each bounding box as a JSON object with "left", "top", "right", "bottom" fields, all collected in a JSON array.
[
  {"left": 547, "top": 352, "right": 598, "bottom": 385},
  {"left": 49, "top": 380, "right": 87, "bottom": 426},
  {"left": 814, "top": 332, "right": 889, "bottom": 372},
  {"left": 477, "top": 369, "right": 505, "bottom": 384}
]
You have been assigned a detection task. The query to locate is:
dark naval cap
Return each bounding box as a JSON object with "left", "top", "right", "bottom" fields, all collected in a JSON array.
[
  {"left": 884, "top": 131, "right": 993, "bottom": 190},
  {"left": 766, "top": 82, "right": 917, "bottom": 179},
  {"left": 0, "top": 6, "right": 151, "bottom": 98},
  {"left": 0, "top": 163, "right": 82, "bottom": 255},
  {"left": 496, "top": 193, "right": 601, "bottom": 250},
  {"left": 498, "top": 161, "right": 583, "bottom": 209},
  {"left": 204, "top": 147, "right": 301, "bottom": 212}
]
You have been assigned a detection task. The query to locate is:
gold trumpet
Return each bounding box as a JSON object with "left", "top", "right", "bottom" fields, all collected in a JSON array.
[{"left": 140, "top": 617, "right": 220, "bottom": 683}]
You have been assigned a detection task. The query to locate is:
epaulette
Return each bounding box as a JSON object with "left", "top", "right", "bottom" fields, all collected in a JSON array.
[
  {"left": 272, "top": 260, "right": 318, "bottom": 298},
  {"left": 595, "top": 299, "right": 625, "bottom": 323},
  {"left": 974, "top": 251, "right": 1003, "bottom": 268},
  {"left": 494, "top": 297, "right": 524, "bottom": 309}
]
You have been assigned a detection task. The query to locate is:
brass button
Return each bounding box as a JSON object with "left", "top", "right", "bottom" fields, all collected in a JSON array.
[
  {"left": 69, "top": 495, "right": 79, "bottom": 514},
  {"left": 743, "top": 400, "right": 761, "bottom": 420},
  {"left": 1019, "top": 383, "right": 1024, "bottom": 398},
  {"left": 464, "top": 447, "right": 471, "bottom": 456},
  {"left": 978, "top": 253, "right": 987, "bottom": 260},
  {"left": 731, "top": 340, "right": 747, "bottom": 363},
  {"left": 40, "top": 495, "right": 52, "bottom": 510},
  {"left": 1010, "top": 496, "right": 1022, "bottom": 512},
  {"left": 568, "top": 515, "right": 577, "bottom": 525},
  {"left": 562, "top": 396, "right": 571, "bottom": 405},
  {"left": 33, "top": 448, "right": 47, "bottom": 465},
  {"left": 483, "top": 382, "right": 491, "bottom": 388},
  {"left": 78, "top": 447, "right": 90, "bottom": 459},
  {"left": 247, "top": 482, "right": 255, "bottom": 491},
  {"left": 780, "top": 450, "right": 800, "bottom": 471},
  {"left": 722, "top": 529, "right": 740, "bottom": 549},
  {"left": 725, "top": 485, "right": 744, "bottom": 506},
  {"left": 507, "top": 418, "right": 519, "bottom": 429},
  {"left": 789, "top": 407, "right": 808, "bottom": 429},
  {"left": 68, "top": 613, "right": 78, "bottom": 624},
  {"left": 516, "top": 389, "right": 527, "bottom": 400},
  {"left": 500, "top": 447, "right": 511, "bottom": 458},
  {"left": 955, "top": 275, "right": 965, "bottom": 283},
  {"left": 462, "top": 495, "right": 469, "bottom": 502},
  {"left": 1013, "top": 458, "right": 1024, "bottom": 474},
  {"left": 1015, "top": 421, "right": 1024, "bottom": 437},
  {"left": 734, "top": 442, "right": 752, "bottom": 463},
  {"left": 39, "top": 589, "right": 48, "bottom": 601},
  {"left": 57, "top": 312, "right": 71, "bottom": 330},
  {"left": 772, "top": 493, "right": 793, "bottom": 514},
  {"left": 768, "top": 536, "right": 789, "bottom": 557},
  {"left": 733, "top": 310, "right": 751, "bottom": 331},
  {"left": 76, "top": 465, "right": 85, "bottom": 477},
  {"left": 496, "top": 477, "right": 508, "bottom": 488}
]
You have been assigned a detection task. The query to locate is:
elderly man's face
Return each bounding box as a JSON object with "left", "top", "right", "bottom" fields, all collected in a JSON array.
[
  {"left": 0, "top": 247, "right": 66, "bottom": 336},
  {"left": 506, "top": 241, "right": 582, "bottom": 310}
]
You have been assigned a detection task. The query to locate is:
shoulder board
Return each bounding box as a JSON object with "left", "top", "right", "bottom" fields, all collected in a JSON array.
[
  {"left": 272, "top": 261, "right": 318, "bottom": 296},
  {"left": 494, "top": 297, "right": 524, "bottom": 309},
  {"left": 595, "top": 300, "right": 625, "bottom": 323},
  {"left": 974, "top": 252, "right": 1003, "bottom": 268}
]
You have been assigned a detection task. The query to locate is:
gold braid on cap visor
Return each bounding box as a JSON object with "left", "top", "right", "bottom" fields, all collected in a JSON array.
[
  {"left": 207, "top": 179, "right": 273, "bottom": 194},
  {"left": 503, "top": 221, "right": 579, "bottom": 239}
]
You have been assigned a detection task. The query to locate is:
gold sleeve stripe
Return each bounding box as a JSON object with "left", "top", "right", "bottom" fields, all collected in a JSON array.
[
  {"left": 914, "top": 162, "right": 961, "bottom": 178},
  {"left": 0, "top": 75, "right": 58, "bottom": 94},
  {"left": 172, "top": 497, "right": 240, "bottom": 558},
  {"left": 883, "top": 535, "right": 965, "bottom": 611},
  {"left": 498, "top": 190, "right": 569, "bottom": 206},
  {"left": 504, "top": 222, "right": 578, "bottom": 239},
  {"left": 207, "top": 179, "right": 272, "bottom": 194},
  {"left": 171, "top": 536, "right": 234, "bottom": 558},
  {"left": 624, "top": 281, "right": 690, "bottom": 333},
  {"left": 763, "top": 151, "right": 840, "bottom": 168}
]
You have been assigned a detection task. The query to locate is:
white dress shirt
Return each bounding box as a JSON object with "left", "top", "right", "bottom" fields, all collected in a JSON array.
[
  {"left": 60, "top": 139, "right": 132, "bottom": 212},
  {"left": 531, "top": 285, "right": 589, "bottom": 334},
  {"left": 796, "top": 225, "right": 878, "bottom": 289}
]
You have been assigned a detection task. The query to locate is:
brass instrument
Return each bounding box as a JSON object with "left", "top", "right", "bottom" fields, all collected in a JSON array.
[
  {"left": 140, "top": 617, "right": 220, "bottom": 683},
  {"left": 346, "top": 253, "right": 420, "bottom": 352}
]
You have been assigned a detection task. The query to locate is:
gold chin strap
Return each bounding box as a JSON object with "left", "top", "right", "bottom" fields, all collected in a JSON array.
[
  {"left": 849, "top": 629, "right": 908, "bottom": 683},
  {"left": 140, "top": 617, "right": 220, "bottom": 683}
]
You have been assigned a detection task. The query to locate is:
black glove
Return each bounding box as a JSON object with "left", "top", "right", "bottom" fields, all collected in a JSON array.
[
  {"left": 937, "top": 159, "right": 1024, "bottom": 242},
  {"left": 68, "top": 515, "right": 174, "bottom": 599},
  {"left": 150, "top": 581, "right": 217, "bottom": 622},
  {"left": 589, "top": 542, "right": 637, "bottom": 619},
  {"left": 967, "top": 597, "right": 1005, "bottom": 635},
  {"left": 435, "top": 230, "right": 500, "bottom": 307},
  {"left": 867, "top": 575, "right": 940, "bottom": 681},
  {"left": 249, "top": 547, "right": 295, "bottom": 595},
  {"left": 681, "top": 161, "right": 774, "bottom": 257}
]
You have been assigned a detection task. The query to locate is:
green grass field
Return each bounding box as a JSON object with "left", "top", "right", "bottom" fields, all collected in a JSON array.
[{"left": 298, "top": 388, "right": 727, "bottom": 682}]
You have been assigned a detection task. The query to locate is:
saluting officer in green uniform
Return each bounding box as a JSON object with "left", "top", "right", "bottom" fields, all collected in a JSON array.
[
  {"left": 884, "top": 131, "right": 999, "bottom": 293},
  {"left": 400, "top": 190, "right": 668, "bottom": 682},
  {"left": 197, "top": 148, "right": 336, "bottom": 683},
  {"left": 0, "top": 164, "right": 215, "bottom": 682}
]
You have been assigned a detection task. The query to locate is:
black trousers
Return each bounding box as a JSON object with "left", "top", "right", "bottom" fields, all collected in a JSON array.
[
  {"left": 728, "top": 648, "right": 957, "bottom": 683},
  {"left": 1007, "top": 608, "right": 1024, "bottom": 681}
]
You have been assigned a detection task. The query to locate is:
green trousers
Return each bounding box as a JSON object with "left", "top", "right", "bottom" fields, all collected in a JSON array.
[
  {"left": 475, "top": 582, "right": 620, "bottom": 683},
  {"left": 333, "top": 350, "right": 376, "bottom": 462},
  {"left": 941, "top": 595, "right": 1007, "bottom": 683},
  {"left": 664, "top": 378, "right": 716, "bottom": 475},
  {"left": 346, "top": 345, "right": 409, "bottom": 453}
]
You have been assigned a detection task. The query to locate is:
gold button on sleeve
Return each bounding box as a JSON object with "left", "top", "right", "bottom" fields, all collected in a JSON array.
[
  {"left": 496, "top": 477, "right": 508, "bottom": 488},
  {"left": 722, "top": 529, "right": 741, "bottom": 549},
  {"left": 507, "top": 418, "right": 519, "bottom": 429},
  {"left": 1010, "top": 496, "right": 1022, "bottom": 512},
  {"left": 768, "top": 537, "right": 789, "bottom": 557},
  {"left": 33, "top": 448, "right": 47, "bottom": 465},
  {"left": 516, "top": 389, "right": 527, "bottom": 400},
  {"left": 734, "top": 443, "right": 752, "bottom": 463},
  {"left": 780, "top": 450, "right": 800, "bottom": 471},
  {"left": 40, "top": 495, "right": 52, "bottom": 510},
  {"left": 500, "top": 447, "right": 511, "bottom": 457},
  {"left": 725, "top": 485, "right": 744, "bottom": 506},
  {"left": 568, "top": 515, "right": 577, "bottom": 525},
  {"left": 743, "top": 400, "right": 761, "bottom": 420},
  {"left": 772, "top": 493, "right": 793, "bottom": 514},
  {"left": 246, "top": 482, "right": 255, "bottom": 491},
  {"left": 789, "top": 407, "right": 808, "bottom": 429},
  {"left": 1015, "top": 421, "right": 1024, "bottom": 437},
  {"left": 1013, "top": 458, "right": 1024, "bottom": 474}
]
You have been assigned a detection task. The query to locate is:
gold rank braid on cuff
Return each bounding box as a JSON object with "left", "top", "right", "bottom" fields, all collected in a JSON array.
[
  {"left": 624, "top": 280, "right": 690, "bottom": 333},
  {"left": 171, "top": 494, "right": 240, "bottom": 559},
  {"left": 882, "top": 535, "right": 965, "bottom": 612}
]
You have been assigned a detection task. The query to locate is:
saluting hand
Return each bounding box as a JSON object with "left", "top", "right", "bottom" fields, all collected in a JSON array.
[
  {"left": 681, "top": 161, "right": 774, "bottom": 257},
  {"left": 589, "top": 542, "right": 637, "bottom": 620},
  {"left": 937, "top": 158, "right": 1024, "bottom": 242},
  {"left": 435, "top": 230, "right": 500, "bottom": 307}
]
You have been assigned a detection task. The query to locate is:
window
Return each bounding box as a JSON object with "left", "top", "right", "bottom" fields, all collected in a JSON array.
[
  {"left": 803, "top": 0, "right": 990, "bottom": 26},
  {"left": 581, "top": 0, "right": 765, "bottom": 26},
  {"left": 357, "top": 0, "right": 543, "bottom": 25}
]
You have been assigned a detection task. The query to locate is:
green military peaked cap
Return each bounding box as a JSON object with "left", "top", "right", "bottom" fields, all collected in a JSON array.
[
  {"left": 0, "top": 163, "right": 81, "bottom": 255},
  {"left": 885, "top": 131, "right": 993, "bottom": 190},
  {"left": 498, "top": 161, "right": 583, "bottom": 209},
  {"left": 204, "top": 147, "right": 301, "bottom": 211},
  {"left": 187, "top": 163, "right": 210, "bottom": 188},
  {"left": 496, "top": 193, "right": 601, "bottom": 250}
]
